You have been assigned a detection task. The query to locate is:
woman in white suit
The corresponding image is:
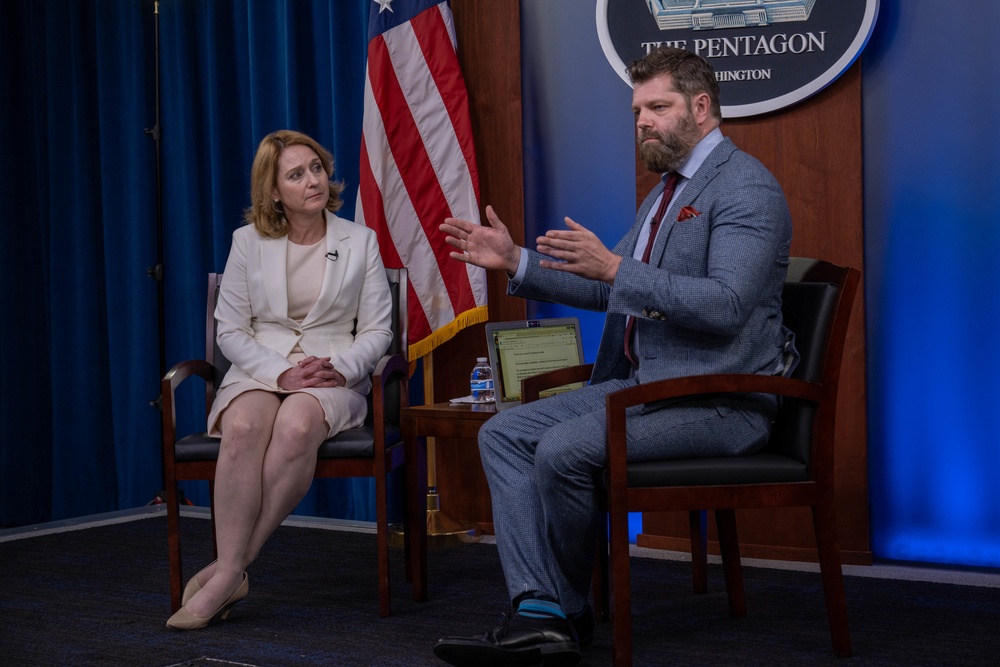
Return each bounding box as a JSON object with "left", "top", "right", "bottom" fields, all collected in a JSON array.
[{"left": 167, "top": 130, "right": 393, "bottom": 630}]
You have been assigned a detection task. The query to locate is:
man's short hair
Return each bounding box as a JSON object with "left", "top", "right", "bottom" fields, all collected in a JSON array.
[{"left": 627, "top": 46, "right": 722, "bottom": 120}]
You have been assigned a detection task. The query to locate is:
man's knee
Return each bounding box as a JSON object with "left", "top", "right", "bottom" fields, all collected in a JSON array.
[
  {"left": 534, "top": 424, "right": 603, "bottom": 491},
  {"left": 478, "top": 410, "right": 516, "bottom": 458},
  {"left": 533, "top": 438, "right": 577, "bottom": 490}
]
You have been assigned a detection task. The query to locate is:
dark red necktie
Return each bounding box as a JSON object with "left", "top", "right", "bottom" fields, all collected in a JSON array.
[{"left": 624, "top": 172, "right": 680, "bottom": 366}]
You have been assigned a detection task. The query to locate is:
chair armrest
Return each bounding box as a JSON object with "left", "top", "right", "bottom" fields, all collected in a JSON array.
[
  {"left": 162, "top": 359, "right": 215, "bottom": 393},
  {"left": 373, "top": 352, "right": 408, "bottom": 381},
  {"left": 521, "top": 363, "right": 595, "bottom": 404},
  {"left": 606, "top": 373, "right": 823, "bottom": 414},
  {"left": 161, "top": 359, "right": 217, "bottom": 456},
  {"left": 370, "top": 353, "right": 410, "bottom": 431},
  {"left": 603, "top": 373, "right": 824, "bottom": 473}
]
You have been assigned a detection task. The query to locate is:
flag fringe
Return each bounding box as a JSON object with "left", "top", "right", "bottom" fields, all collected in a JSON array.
[{"left": 408, "top": 304, "right": 489, "bottom": 361}]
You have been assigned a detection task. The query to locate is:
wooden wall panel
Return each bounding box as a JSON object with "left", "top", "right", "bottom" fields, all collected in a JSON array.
[{"left": 638, "top": 66, "right": 872, "bottom": 564}]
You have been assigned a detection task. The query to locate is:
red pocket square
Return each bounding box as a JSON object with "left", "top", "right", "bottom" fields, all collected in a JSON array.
[{"left": 677, "top": 206, "right": 700, "bottom": 222}]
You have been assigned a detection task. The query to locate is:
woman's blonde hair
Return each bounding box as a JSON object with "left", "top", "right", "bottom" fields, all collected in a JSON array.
[{"left": 244, "top": 130, "right": 346, "bottom": 238}]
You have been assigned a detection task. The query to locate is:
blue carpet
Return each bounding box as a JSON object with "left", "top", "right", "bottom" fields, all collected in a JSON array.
[{"left": 2, "top": 511, "right": 999, "bottom": 665}]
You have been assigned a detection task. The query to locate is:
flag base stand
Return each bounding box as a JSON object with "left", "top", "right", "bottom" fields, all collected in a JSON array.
[
  {"left": 390, "top": 491, "right": 481, "bottom": 550},
  {"left": 388, "top": 352, "right": 483, "bottom": 550}
]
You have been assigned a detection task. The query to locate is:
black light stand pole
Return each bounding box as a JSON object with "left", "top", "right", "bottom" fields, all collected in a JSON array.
[
  {"left": 145, "top": 1, "right": 168, "bottom": 505},
  {"left": 146, "top": 0, "right": 165, "bottom": 396}
]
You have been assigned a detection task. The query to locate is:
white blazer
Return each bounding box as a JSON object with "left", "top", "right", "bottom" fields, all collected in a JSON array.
[{"left": 214, "top": 211, "right": 393, "bottom": 396}]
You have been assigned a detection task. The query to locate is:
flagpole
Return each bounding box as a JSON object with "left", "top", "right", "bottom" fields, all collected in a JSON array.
[{"left": 421, "top": 351, "right": 481, "bottom": 548}]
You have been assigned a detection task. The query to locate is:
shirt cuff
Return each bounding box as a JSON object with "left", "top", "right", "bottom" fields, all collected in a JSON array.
[{"left": 509, "top": 247, "right": 529, "bottom": 285}]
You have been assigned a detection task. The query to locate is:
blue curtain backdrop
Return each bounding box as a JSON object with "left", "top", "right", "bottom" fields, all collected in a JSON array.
[
  {"left": 0, "top": 0, "right": 376, "bottom": 526},
  {"left": 1, "top": 0, "right": 160, "bottom": 525}
]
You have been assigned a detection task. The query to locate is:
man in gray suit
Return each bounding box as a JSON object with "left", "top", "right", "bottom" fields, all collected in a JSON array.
[{"left": 433, "top": 46, "right": 795, "bottom": 667}]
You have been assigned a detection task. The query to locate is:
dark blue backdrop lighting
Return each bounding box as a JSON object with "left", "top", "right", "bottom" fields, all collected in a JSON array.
[{"left": 862, "top": 0, "right": 1000, "bottom": 568}]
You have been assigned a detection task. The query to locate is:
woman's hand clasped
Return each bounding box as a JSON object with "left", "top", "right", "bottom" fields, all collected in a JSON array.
[{"left": 277, "top": 356, "right": 346, "bottom": 390}]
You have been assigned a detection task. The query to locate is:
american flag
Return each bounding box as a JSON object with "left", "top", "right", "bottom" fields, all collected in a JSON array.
[{"left": 357, "top": 0, "right": 488, "bottom": 361}]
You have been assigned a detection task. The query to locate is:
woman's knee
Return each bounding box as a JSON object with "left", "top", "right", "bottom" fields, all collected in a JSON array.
[
  {"left": 270, "top": 401, "right": 327, "bottom": 458},
  {"left": 220, "top": 401, "right": 277, "bottom": 455},
  {"left": 273, "top": 424, "right": 323, "bottom": 459},
  {"left": 221, "top": 391, "right": 278, "bottom": 430}
]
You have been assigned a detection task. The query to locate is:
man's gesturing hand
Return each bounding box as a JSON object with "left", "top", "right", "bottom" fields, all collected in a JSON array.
[
  {"left": 535, "top": 217, "right": 622, "bottom": 284},
  {"left": 441, "top": 205, "right": 522, "bottom": 276}
]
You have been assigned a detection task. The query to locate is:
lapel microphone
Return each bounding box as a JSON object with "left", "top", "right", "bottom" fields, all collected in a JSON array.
[{"left": 325, "top": 250, "right": 339, "bottom": 261}]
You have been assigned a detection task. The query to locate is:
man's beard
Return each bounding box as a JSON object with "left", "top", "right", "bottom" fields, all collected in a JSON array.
[{"left": 638, "top": 111, "right": 700, "bottom": 173}]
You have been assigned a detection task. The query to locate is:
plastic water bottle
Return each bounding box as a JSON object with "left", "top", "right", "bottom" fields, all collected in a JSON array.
[{"left": 470, "top": 357, "right": 494, "bottom": 403}]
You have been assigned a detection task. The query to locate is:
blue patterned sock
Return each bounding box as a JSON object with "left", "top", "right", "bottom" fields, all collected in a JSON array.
[{"left": 517, "top": 597, "right": 566, "bottom": 619}]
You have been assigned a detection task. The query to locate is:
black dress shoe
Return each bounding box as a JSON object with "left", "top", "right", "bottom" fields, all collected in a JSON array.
[
  {"left": 569, "top": 605, "right": 594, "bottom": 648},
  {"left": 433, "top": 611, "right": 581, "bottom": 667}
]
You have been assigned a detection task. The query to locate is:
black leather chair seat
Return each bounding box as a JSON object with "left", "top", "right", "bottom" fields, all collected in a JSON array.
[
  {"left": 317, "top": 425, "right": 400, "bottom": 459},
  {"left": 174, "top": 433, "right": 220, "bottom": 462},
  {"left": 620, "top": 453, "right": 809, "bottom": 488},
  {"left": 174, "top": 424, "right": 401, "bottom": 462}
]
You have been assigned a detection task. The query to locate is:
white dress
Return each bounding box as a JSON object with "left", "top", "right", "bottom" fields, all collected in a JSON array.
[{"left": 206, "top": 233, "right": 368, "bottom": 439}]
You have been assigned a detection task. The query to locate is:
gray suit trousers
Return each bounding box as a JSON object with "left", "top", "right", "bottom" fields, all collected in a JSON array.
[{"left": 478, "top": 378, "right": 776, "bottom": 614}]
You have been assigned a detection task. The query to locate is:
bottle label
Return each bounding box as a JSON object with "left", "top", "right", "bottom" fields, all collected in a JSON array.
[{"left": 470, "top": 380, "right": 494, "bottom": 391}]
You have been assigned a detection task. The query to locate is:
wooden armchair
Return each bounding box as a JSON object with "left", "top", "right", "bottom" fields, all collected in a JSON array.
[
  {"left": 160, "top": 268, "right": 411, "bottom": 618},
  {"left": 522, "top": 258, "right": 860, "bottom": 665}
]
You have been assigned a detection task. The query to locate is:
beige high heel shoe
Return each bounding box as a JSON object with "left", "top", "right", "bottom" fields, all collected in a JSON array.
[
  {"left": 166, "top": 572, "right": 249, "bottom": 630},
  {"left": 182, "top": 560, "right": 228, "bottom": 606}
]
